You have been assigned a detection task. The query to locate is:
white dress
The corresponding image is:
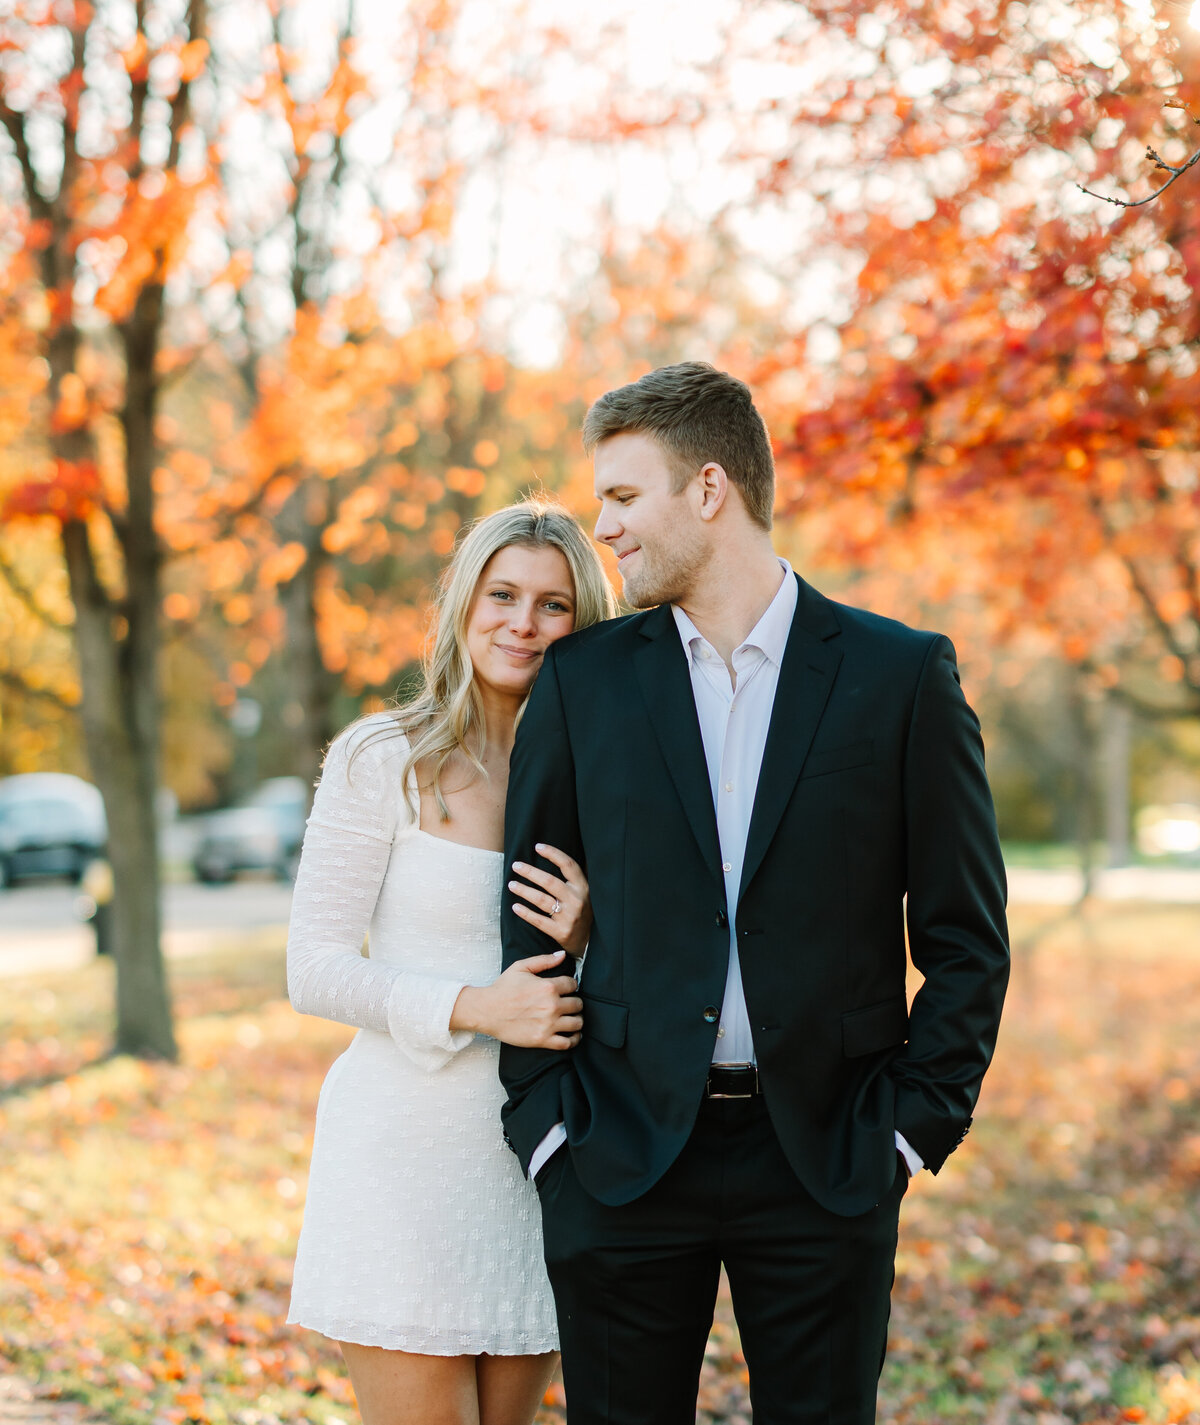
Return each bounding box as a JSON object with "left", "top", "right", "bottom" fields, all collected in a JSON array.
[{"left": 285, "top": 714, "right": 558, "bottom": 1355}]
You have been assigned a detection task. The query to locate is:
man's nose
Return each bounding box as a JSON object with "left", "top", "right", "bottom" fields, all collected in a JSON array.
[{"left": 594, "top": 504, "right": 618, "bottom": 543}]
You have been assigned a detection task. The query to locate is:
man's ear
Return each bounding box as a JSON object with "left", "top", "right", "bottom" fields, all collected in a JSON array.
[{"left": 697, "top": 462, "right": 729, "bottom": 523}]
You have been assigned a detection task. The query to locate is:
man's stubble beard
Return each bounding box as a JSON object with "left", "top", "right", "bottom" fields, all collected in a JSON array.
[{"left": 621, "top": 527, "right": 708, "bottom": 610}]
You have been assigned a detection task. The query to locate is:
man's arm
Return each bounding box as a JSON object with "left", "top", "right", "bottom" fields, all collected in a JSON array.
[
  {"left": 499, "top": 643, "right": 584, "bottom": 1174},
  {"left": 892, "top": 634, "right": 1010, "bottom": 1173}
]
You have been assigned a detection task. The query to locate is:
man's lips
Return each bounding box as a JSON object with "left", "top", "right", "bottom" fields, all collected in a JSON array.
[{"left": 615, "top": 547, "right": 640, "bottom": 565}]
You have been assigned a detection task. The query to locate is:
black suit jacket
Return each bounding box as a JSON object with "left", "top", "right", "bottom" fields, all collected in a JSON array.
[{"left": 499, "top": 575, "right": 1009, "bottom": 1216}]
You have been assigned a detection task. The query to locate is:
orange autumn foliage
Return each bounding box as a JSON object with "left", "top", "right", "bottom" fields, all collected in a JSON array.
[{"left": 736, "top": 0, "right": 1200, "bottom": 708}]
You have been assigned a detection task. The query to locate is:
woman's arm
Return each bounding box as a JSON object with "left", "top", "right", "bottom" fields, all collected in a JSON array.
[{"left": 286, "top": 724, "right": 474, "bottom": 1072}]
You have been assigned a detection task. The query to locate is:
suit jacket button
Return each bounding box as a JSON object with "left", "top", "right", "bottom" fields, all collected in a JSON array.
[{"left": 703, "top": 1006, "right": 719, "bottom": 1024}]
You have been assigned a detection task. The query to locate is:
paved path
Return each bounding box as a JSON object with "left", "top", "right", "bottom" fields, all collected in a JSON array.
[
  {"left": 1006, "top": 864, "right": 1200, "bottom": 905},
  {"left": 0, "top": 881, "right": 291, "bottom": 978},
  {"left": 0, "top": 1374, "right": 104, "bottom": 1424},
  {"left": 1, "top": 865, "right": 1197, "bottom": 981}
]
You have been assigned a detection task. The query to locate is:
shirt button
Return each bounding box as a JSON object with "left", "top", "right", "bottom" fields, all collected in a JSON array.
[
  {"left": 703, "top": 1006, "right": 719, "bottom": 1024},
  {"left": 699, "top": 648, "right": 710, "bottom": 659},
  {"left": 722, "top": 861, "right": 732, "bottom": 873},
  {"left": 717, "top": 1026, "right": 726, "bottom": 1039},
  {"left": 724, "top": 782, "right": 733, "bottom": 792}
]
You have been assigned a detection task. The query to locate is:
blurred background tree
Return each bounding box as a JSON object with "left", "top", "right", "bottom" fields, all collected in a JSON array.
[{"left": 1, "top": 0, "right": 1198, "bottom": 1055}]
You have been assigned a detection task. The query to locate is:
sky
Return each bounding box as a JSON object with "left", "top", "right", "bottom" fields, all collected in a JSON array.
[
  {"left": 11, "top": 0, "right": 1192, "bottom": 365},
  {"left": 260, "top": 0, "right": 838, "bottom": 365}
]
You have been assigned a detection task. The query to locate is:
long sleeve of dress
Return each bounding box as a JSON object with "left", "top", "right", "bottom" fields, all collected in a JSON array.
[{"left": 286, "top": 721, "right": 476, "bottom": 1072}]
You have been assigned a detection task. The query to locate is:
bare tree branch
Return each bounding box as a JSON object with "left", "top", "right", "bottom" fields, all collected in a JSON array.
[
  {"left": 0, "top": 546, "right": 72, "bottom": 631},
  {"left": 1078, "top": 101, "right": 1200, "bottom": 209},
  {"left": 0, "top": 100, "right": 52, "bottom": 221},
  {"left": 1080, "top": 667, "right": 1200, "bottom": 720},
  {"left": 129, "top": 0, "right": 149, "bottom": 180},
  {"left": 1089, "top": 488, "right": 1200, "bottom": 696},
  {"left": 167, "top": 0, "right": 207, "bottom": 171},
  {"left": 0, "top": 668, "right": 77, "bottom": 713},
  {"left": 1078, "top": 145, "right": 1200, "bottom": 208},
  {"left": 58, "top": 15, "right": 87, "bottom": 219}
]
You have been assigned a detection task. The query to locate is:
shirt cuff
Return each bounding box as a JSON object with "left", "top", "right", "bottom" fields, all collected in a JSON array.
[
  {"left": 529, "top": 1122, "right": 567, "bottom": 1181},
  {"left": 385, "top": 972, "right": 474, "bottom": 1071},
  {"left": 895, "top": 1129, "right": 924, "bottom": 1177}
]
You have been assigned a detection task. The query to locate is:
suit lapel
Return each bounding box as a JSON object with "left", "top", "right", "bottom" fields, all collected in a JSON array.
[
  {"left": 632, "top": 605, "right": 724, "bottom": 894},
  {"left": 738, "top": 577, "right": 843, "bottom": 902}
]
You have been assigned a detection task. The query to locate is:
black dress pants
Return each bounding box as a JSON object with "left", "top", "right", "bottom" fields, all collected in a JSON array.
[{"left": 535, "top": 1096, "right": 907, "bottom": 1425}]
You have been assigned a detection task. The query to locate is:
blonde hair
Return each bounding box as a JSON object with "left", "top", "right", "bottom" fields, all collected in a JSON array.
[{"left": 355, "top": 498, "right": 616, "bottom": 819}]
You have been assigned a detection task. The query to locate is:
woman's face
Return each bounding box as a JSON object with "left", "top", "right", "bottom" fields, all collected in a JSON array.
[{"left": 465, "top": 543, "right": 577, "bottom": 701}]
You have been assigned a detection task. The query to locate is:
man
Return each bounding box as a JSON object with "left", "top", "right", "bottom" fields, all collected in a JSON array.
[{"left": 500, "top": 362, "right": 1009, "bottom": 1425}]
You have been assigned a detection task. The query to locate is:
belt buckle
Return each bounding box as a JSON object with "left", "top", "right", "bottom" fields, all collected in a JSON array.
[{"left": 706, "top": 1063, "right": 758, "bottom": 1099}]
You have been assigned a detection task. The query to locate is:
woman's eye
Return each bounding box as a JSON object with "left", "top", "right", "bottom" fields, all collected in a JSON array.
[
  {"left": 545, "top": 601, "right": 571, "bottom": 613},
  {"left": 490, "top": 590, "right": 513, "bottom": 601}
]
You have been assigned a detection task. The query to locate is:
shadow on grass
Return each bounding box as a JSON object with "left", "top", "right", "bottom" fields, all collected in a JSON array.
[{"left": 0, "top": 1051, "right": 117, "bottom": 1102}]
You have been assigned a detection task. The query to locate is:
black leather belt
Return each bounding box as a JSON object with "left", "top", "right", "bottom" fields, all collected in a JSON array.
[{"left": 705, "top": 1063, "right": 760, "bottom": 1099}]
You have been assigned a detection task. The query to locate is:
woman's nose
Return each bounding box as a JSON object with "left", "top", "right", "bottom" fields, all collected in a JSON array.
[{"left": 510, "top": 600, "right": 538, "bottom": 635}]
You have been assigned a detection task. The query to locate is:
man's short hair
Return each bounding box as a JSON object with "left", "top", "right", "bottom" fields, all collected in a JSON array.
[{"left": 582, "top": 361, "right": 775, "bottom": 530}]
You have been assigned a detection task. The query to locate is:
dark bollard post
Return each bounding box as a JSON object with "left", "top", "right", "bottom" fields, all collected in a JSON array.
[{"left": 79, "top": 857, "right": 115, "bottom": 957}]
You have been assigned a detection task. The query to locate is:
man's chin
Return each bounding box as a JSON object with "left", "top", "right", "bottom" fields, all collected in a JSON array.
[
  {"left": 623, "top": 579, "right": 675, "bottom": 610},
  {"left": 621, "top": 555, "right": 691, "bottom": 608},
  {"left": 621, "top": 577, "right": 656, "bottom": 609}
]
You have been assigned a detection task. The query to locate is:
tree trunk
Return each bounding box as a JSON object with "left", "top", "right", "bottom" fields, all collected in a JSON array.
[
  {"left": 279, "top": 481, "right": 338, "bottom": 788},
  {"left": 50, "top": 273, "right": 174, "bottom": 1058},
  {"left": 61, "top": 519, "right": 175, "bottom": 1059},
  {"left": 1101, "top": 695, "right": 1133, "bottom": 868},
  {"left": 1067, "top": 673, "right": 1098, "bottom": 904},
  {"left": 53, "top": 278, "right": 175, "bottom": 1060},
  {"left": 113, "top": 288, "right": 174, "bottom": 1058}
]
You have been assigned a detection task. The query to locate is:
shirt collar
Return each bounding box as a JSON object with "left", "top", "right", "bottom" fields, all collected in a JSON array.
[{"left": 672, "top": 559, "right": 797, "bottom": 670}]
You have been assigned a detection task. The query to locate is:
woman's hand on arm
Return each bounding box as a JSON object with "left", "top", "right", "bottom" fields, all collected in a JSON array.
[
  {"left": 450, "top": 950, "right": 583, "bottom": 1050},
  {"left": 508, "top": 843, "right": 592, "bottom": 955}
]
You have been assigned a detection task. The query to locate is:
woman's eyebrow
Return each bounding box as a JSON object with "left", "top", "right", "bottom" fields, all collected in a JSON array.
[{"left": 488, "top": 579, "right": 574, "bottom": 601}]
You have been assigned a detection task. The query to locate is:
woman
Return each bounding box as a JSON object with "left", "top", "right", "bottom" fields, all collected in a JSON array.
[{"left": 286, "top": 500, "right": 617, "bottom": 1425}]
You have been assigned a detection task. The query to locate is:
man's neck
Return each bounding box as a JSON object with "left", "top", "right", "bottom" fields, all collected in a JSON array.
[{"left": 674, "top": 547, "right": 787, "bottom": 667}]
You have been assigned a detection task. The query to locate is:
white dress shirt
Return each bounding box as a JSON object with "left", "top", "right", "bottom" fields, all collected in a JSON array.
[
  {"left": 527, "top": 560, "right": 923, "bottom": 1181},
  {"left": 673, "top": 560, "right": 796, "bottom": 1064}
]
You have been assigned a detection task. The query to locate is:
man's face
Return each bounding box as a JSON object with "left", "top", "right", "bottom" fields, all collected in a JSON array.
[{"left": 593, "top": 432, "right": 707, "bottom": 609}]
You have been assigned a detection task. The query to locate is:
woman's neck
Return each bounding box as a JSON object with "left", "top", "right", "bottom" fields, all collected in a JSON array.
[{"left": 475, "top": 683, "right": 523, "bottom": 761}]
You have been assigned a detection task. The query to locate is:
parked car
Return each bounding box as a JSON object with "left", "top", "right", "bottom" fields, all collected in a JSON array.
[
  {"left": 192, "top": 776, "right": 309, "bottom": 884},
  {"left": 1135, "top": 803, "right": 1200, "bottom": 858},
  {"left": 0, "top": 773, "right": 107, "bottom": 889}
]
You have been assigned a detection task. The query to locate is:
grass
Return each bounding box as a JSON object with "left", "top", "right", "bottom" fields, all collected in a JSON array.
[
  {"left": 1000, "top": 841, "right": 1200, "bottom": 870},
  {"left": 1, "top": 906, "right": 1199, "bottom": 1424}
]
